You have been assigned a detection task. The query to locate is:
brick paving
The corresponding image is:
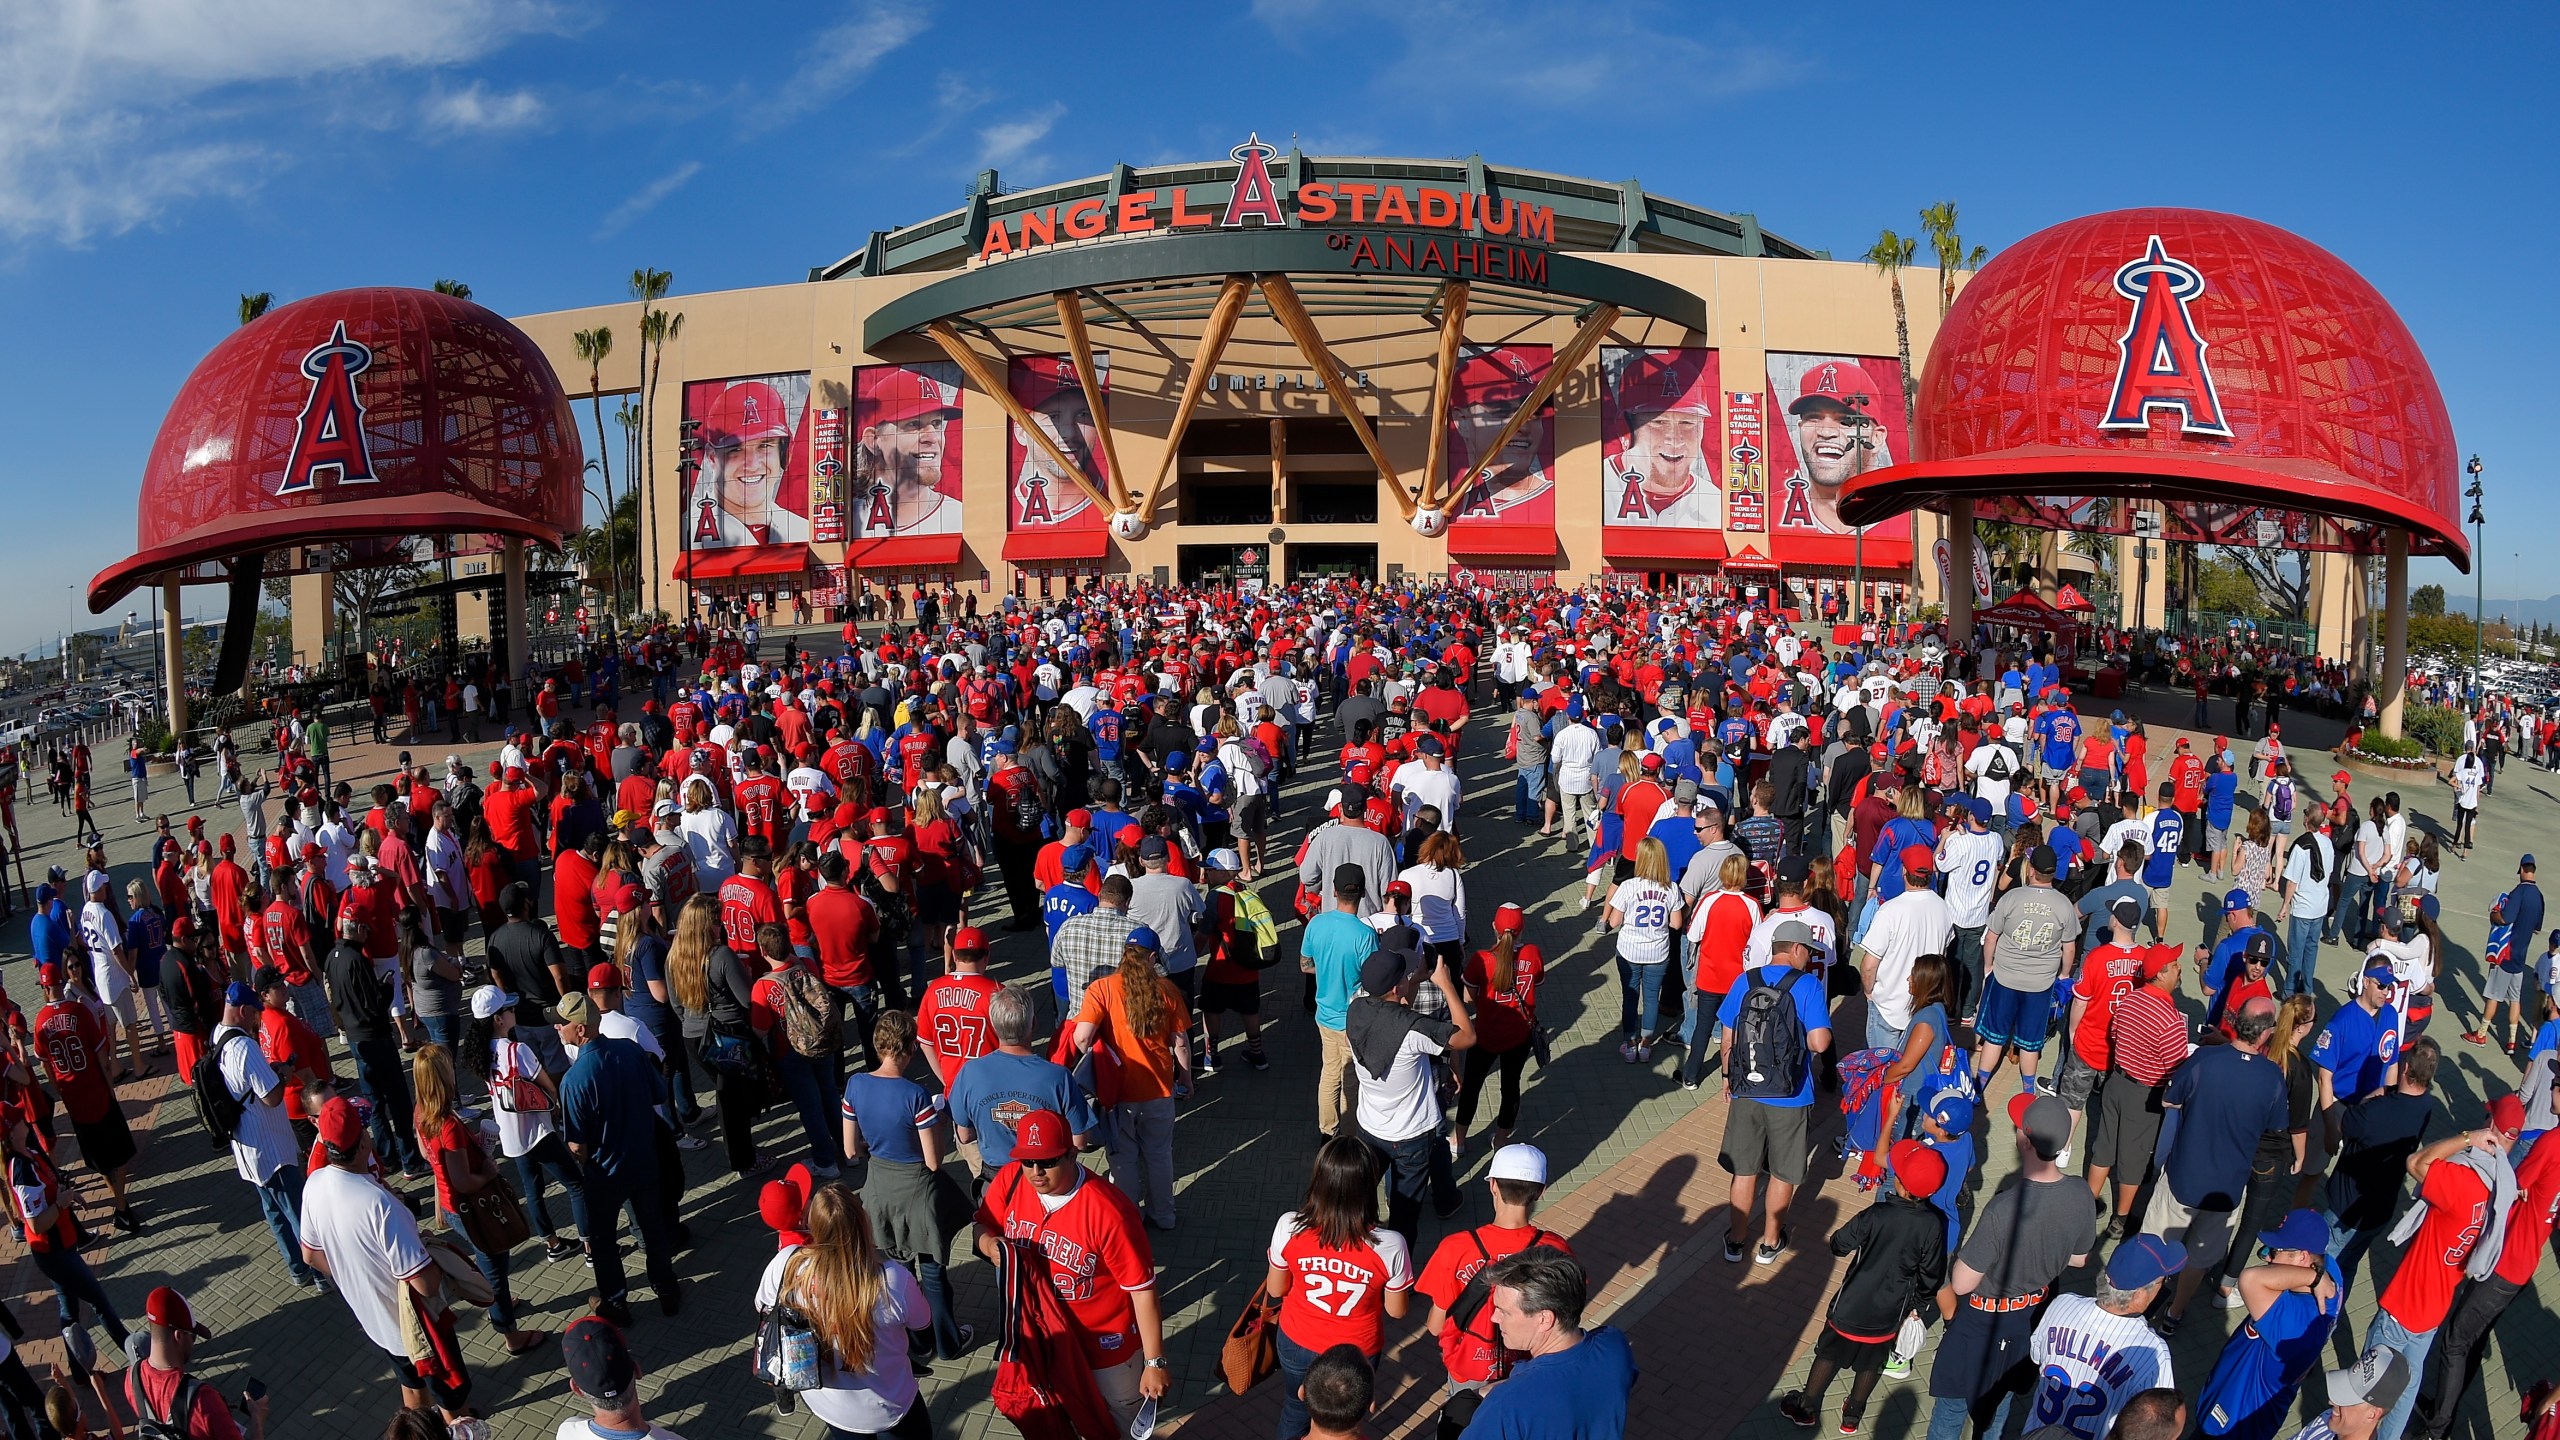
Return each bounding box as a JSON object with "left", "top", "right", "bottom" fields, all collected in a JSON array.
[{"left": 6, "top": 655, "right": 2559, "bottom": 1439}]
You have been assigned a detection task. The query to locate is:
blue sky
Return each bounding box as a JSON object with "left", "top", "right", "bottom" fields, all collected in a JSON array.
[{"left": 5, "top": 0, "right": 2553, "bottom": 656}]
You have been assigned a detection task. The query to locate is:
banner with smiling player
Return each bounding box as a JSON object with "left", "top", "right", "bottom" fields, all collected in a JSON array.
[
  {"left": 851, "top": 362, "right": 964, "bottom": 541},
  {"left": 1600, "top": 346, "right": 1724, "bottom": 530},
  {"left": 1764, "top": 352, "right": 1913, "bottom": 567},
  {"left": 681, "top": 372, "right": 812, "bottom": 556}
]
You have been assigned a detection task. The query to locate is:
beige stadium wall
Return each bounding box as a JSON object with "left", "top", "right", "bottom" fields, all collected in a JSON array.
[{"left": 512, "top": 254, "right": 1965, "bottom": 619}]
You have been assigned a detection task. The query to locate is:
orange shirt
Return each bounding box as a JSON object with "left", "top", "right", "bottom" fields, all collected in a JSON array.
[{"left": 1074, "top": 973, "right": 1190, "bottom": 1102}]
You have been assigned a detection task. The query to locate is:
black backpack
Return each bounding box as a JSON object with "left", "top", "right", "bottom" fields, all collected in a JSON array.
[
  {"left": 191, "top": 1032, "right": 251, "bottom": 1148},
  {"left": 133, "top": 1369, "right": 203, "bottom": 1440},
  {"left": 1730, "top": 968, "right": 1809, "bottom": 1101},
  {"left": 1982, "top": 744, "right": 2013, "bottom": 783}
]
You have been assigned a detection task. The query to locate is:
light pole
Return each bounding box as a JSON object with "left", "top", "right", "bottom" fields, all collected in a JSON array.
[
  {"left": 1845, "top": 394, "right": 1874, "bottom": 621},
  {"left": 2467, "top": 454, "right": 2485, "bottom": 698}
]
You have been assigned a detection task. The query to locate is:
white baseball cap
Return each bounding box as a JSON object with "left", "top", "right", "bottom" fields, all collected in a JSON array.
[
  {"left": 469, "top": 985, "right": 517, "bottom": 1020},
  {"left": 1488, "top": 1144, "right": 1548, "bottom": 1185}
]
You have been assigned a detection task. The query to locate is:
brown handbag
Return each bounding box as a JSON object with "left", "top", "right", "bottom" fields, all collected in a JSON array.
[
  {"left": 446, "top": 1126, "right": 532, "bottom": 1255},
  {"left": 1218, "top": 1291, "right": 1279, "bottom": 1395}
]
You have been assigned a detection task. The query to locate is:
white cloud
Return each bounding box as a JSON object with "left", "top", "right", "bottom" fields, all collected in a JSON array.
[
  {"left": 425, "top": 81, "right": 546, "bottom": 134},
  {"left": 595, "top": 161, "right": 702, "bottom": 238},
  {"left": 0, "top": 0, "right": 554, "bottom": 243},
  {"left": 977, "top": 103, "right": 1066, "bottom": 176},
  {"left": 748, "top": 0, "right": 932, "bottom": 130}
]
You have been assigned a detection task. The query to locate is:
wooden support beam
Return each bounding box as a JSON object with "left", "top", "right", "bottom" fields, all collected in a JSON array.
[
  {"left": 1140, "top": 275, "right": 1252, "bottom": 525},
  {"left": 1448, "top": 305, "right": 1620, "bottom": 513},
  {"left": 1413, "top": 282, "right": 1471, "bottom": 513},
  {"left": 924, "top": 320, "right": 1112, "bottom": 517},
  {"left": 1258, "top": 275, "right": 1413, "bottom": 520},
  {"left": 1269, "top": 417, "right": 1288, "bottom": 525},
  {"left": 1052, "top": 292, "right": 1131, "bottom": 514}
]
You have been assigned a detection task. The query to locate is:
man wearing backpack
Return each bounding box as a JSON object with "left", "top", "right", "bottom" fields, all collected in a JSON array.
[
  {"left": 1717, "top": 919, "right": 1833, "bottom": 1266},
  {"left": 1416, "top": 1143, "right": 1574, "bottom": 1439},
  {"left": 127, "top": 1286, "right": 270, "bottom": 1440},
  {"left": 985, "top": 741, "right": 1049, "bottom": 932},
  {"left": 209, "top": 982, "right": 323, "bottom": 1291}
]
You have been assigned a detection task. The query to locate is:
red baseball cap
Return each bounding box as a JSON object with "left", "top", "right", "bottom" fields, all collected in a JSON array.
[
  {"left": 1493, "top": 903, "right": 1528, "bottom": 934},
  {"left": 316, "top": 1096, "right": 366, "bottom": 1155},
  {"left": 1888, "top": 1139, "right": 1947, "bottom": 1199},
  {"left": 1116, "top": 823, "right": 1145, "bottom": 848},
  {"left": 1790, "top": 359, "right": 1882, "bottom": 414},
  {"left": 587, "top": 963, "right": 623, "bottom": 991},
  {"left": 1065, "top": 808, "right": 1093, "bottom": 829},
  {"left": 1898, "top": 844, "right": 1934, "bottom": 874},
  {"left": 1385, "top": 880, "right": 1414, "bottom": 899},
  {"left": 1639, "top": 752, "right": 1664, "bottom": 771},
  {"left": 2139, "top": 944, "right": 2184, "bottom": 980},
  {"left": 758, "top": 1178, "right": 810, "bottom": 1243},
  {"left": 2489, "top": 1093, "right": 2527, "bottom": 1137},
  {"left": 145, "top": 1286, "right": 212, "bottom": 1338},
  {"left": 951, "top": 927, "right": 988, "bottom": 953},
  {"left": 1012, "top": 1108, "right": 1073, "bottom": 1163}
]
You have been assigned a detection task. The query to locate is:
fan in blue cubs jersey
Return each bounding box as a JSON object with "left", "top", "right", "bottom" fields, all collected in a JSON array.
[
  {"left": 2023, "top": 1236, "right": 2179, "bottom": 1440},
  {"left": 2141, "top": 794, "right": 2184, "bottom": 891},
  {"left": 1087, "top": 701, "right": 1124, "bottom": 768},
  {"left": 2193, "top": 1210, "right": 2342, "bottom": 1440}
]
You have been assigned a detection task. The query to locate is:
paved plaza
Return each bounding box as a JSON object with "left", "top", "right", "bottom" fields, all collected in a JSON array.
[{"left": 8, "top": 653, "right": 2559, "bottom": 1440}]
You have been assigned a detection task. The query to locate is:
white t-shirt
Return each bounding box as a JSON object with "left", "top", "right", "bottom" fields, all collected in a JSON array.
[
  {"left": 490, "top": 1037, "right": 555, "bottom": 1157},
  {"left": 1397, "top": 764, "right": 1461, "bottom": 829},
  {"left": 216, "top": 1025, "right": 298, "bottom": 1184},
  {"left": 79, "top": 900, "right": 129, "bottom": 1002},
  {"left": 1609, "top": 878, "right": 1679, "bottom": 964},
  {"left": 2283, "top": 834, "right": 2336, "bottom": 918},
  {"left": 1397, "top": 863, "right": 1468, "bottom": 946},
  {"left": 1746, "top": 904, "right": 1839, "bottom": 973},
  {"left": 1938, "top": 828, "right": 2008, "bottom": 929},
  {"left": 2453, "top": 758, "right": 2485, "bottom": 808},
  {"left": 2347, "top": 820, "right": 2384, "bottom": 879},
  {"left": 557, "top": 1419, "right": 688, "bottom": 1440},
  {"left": 300, "top": 1164, "right": 431, "bottom": 1353},
  {"left": 755, "top": 1247, "right": 928, "bottom": 1436},
  {"left": 1862, "top": 889, "right": 1954, "bottom": 1031},
  {"left": 1353, "top": 1024, "right": 1447, "bottom": 1143},
  {"left": 1550, "top": 723, "right": 1600, "bottom": 795}
]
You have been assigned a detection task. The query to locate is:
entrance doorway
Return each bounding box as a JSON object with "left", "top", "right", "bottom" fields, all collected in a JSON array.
[
  {"left": 1287, "top": 544, "right": 1376, "bottom": 581},
  {"left": 1178, "top": 543, "right": 1273, "bottom": 589}
]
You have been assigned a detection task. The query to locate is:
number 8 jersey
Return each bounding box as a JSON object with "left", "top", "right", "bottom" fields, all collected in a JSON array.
[{"left": 1268, "top": 1211, "right": 1412, "bottom": 1355}]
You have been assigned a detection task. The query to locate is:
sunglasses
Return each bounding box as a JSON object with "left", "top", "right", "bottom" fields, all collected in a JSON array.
[{"left": 1020, "top": 1154, "right": 1074, "bottom": 1171}]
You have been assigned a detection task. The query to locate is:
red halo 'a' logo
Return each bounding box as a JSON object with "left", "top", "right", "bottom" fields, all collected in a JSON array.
[
  {"left": 1223, "top": 134, "right": 1286, "bottom": 229},
  {"left": 277, "top": 321, "right": 380, "bottom": 495},
  {"left": 2100, "top": 236, "right": 2232, "bottom": 439}
]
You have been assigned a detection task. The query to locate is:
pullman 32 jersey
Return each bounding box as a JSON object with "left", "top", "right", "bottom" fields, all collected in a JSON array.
[{"left": 2023, "top": 1293, "right": 2174, "bottom": 1440}]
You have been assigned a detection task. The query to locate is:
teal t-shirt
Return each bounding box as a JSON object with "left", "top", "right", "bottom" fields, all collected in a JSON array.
[{"left": 1304, "top": 910, "right": 1378, "bottom": 1032}]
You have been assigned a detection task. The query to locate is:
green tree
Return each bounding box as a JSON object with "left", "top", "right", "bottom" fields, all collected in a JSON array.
[
  {"left": 2410, "top": 583, "right": 2446, "bottom": 617},
  {"left": 2195, "top": 556, "right": 2265, "bottom": 616},
  {"left": 432, "top": 279, "right": 473, "bottom": 299},
  {"left": 630, "top": 268, "right": 675, "bottom": 604},
  {"left": 574, "top": 326, "right": 619, "bottom": 612},
  {"left": 1919, "top": 202, "right": 1990, "bottom": 319},
  {"left": 1865, "top": 229, "right": 1920, "bottom": 427},
  {"left": 239, "top": 291, "right": 273, "bottom": 326}
]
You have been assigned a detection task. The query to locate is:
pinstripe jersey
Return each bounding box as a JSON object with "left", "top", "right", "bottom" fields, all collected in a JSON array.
[{"left": 2023, "top": 1293, "right": 2175, "bottom": 1440}]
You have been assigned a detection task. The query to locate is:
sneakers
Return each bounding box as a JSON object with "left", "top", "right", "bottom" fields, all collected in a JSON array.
[
  {"left": 1635, "top": 1042, "right": 1655, "bottom": 1064},
  {"left": 1723, "top": 1236, "right": 1747, "bottom": 1264},
  {"left": 544, "top": 1236, "right": 583, "bottom": 1263},
  {"left": 1196, "top": 1051, "right": 1219, "bottom": 1079},
  {"left": 809, "top": 1162, "right": 843, "bottom": 1180},
  {"left": 2217, "top": 1286, "right": 2248, "bottom": 1310},
  {"left": 2461, "top": 1031, "right": 2491, "bottom": 1046},
  {"left": 1837, "top": 1413, "right": 1864, "bottom": 1435},
  {"left": 1244, "top": 1045, "right": 1271, "bottom": 1072},
  {"left": 1878, "top": 1354, "right": 1913, "bottom": 1382},
  {"left": 2103, "top": 1214, "right": 2128, "bottom": 1244},
  {"left": 595, "top": 1300, "right": 634, "bottom": 1329},
  {"left": 741, "top": 1153, "right": 776, "bottom": 1179},
  {"left": 1755, "top": 1236, "right": 1788, "bottom": 1266},
  {"left": 1619, "top": 1040, "right": 1641, "bottom": 1064},
  {"left": 675, "top": 1133, "right": 709, "bottom": 1151},
  {"left": 1779, "top": 1393, "right": 1819, "bottom": 1429}
]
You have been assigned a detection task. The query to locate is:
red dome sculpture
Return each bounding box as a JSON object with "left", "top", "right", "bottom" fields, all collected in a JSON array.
[
  {"left": 89, "top": 286, "right": 584, "bottom": 611},
  {"left": 1836, "top": 207, "right": 2465, "bottom": 568}
]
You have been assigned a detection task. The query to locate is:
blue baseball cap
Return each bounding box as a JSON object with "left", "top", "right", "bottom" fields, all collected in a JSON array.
[
  {"left": 986, "top": 738, "right": 1016, "bottom": 756},
  {"left": 2224, "top": 888, "right": 2252, "bottom": 912},
  {"left": 1966, "top": 796, "right": 1992, "bottom": 824},
  {"left": 1059, "top": 844, "right": 1093, "bottom": 873},
  {"left": 2106, "top": 1234, "right": 2186, "bottom": 1290},
  {"left": 1124, "top": 926, "right": 1161, "bottom": 953},
  {"left": 2259, "top": 1208, "right": 2329, "bottom": 1254},
  {"left": 224, "top": 981, "right": 258, "bottom": 1008}
]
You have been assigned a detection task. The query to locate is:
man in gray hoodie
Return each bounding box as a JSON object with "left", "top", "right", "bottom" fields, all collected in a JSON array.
[{"left": 1297, "top": 791, "right": 1397, "bottom": 920}]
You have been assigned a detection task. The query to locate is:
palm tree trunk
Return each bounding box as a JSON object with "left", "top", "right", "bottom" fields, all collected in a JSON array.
[
  {"left": 646, "top": 341, "right": 666, "bottom": 617},
  {"left": 590, "top": 382, "right": 617, "bottom": 618},
  {"left": 1889, "top": 276, "right": 1915, "bottom": 429}
]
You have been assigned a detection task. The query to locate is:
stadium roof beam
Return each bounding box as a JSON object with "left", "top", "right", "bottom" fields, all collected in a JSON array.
[
  {"left": 922, "top": 319, "right": 1114, "bottom": 517},
  {"left": 1139, "top": 275, "right": 1253, "bottom": 527},
  {"left": 1414, "top": 282, "right": 1472, "bottom": 514},
  {"left": 1258, "top": 274, "right": 1416, "bottom": 521},
  {"left": 1051, "top": 291, "right": 1132, "bottom": 514}
]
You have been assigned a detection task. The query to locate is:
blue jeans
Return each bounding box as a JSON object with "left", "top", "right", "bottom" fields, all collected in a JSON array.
[
  {"left": 2324, "top": 1208, "right": 2388, "bottom": 1296},
  {"left": 350, "top": 1035, "right": 422, "bottom": 1172},
  {"left": 421, "top": 1013, "right": 460, "bottom": 1058},
  {"left": 912, "top": 1253, "right": 968, "bottom": 1360},
  {"left": 510, "top": 1132, "right": 590, "bottom": 1241},
  {"left": 1867, "top": 1010, "right": 1906, "bottom": 1055},
  {"left": 255, "top": 1165, "right": 318, "bottom": 1285},
  {"left": 2363, "top": 1308, "right": 2434, "bottom": 1440},
  {"left": 831, "top": 982, "right": 882, "bottom": 1070},
  {"left": 439, "top": 1205, "right": 518, "bottom": 1331},
  {"left": 1617, "top": 957, "right": 1666, "bottom": 1042},
  {"left": 2331, "top": 874, "right": 2369, "bottom": 945},
  {"left": 772, "top": 1047, "right": 845, "bottom": 1171},
  {"left": 29, "top": 1247, "right": 127, "bottom": 1347},
  {"left": 2285, "top": 914, "right": 2324, "bottom": 998}
]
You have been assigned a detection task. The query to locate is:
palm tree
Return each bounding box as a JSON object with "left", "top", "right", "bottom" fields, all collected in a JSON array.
[
  {"left": 432, "top": 279, "right": 473, "bottom": 299},
  {"left": 1919, "top": 202, "right": 1989, "bottom": 320},
  {"left": 629, "top": 269, "right": 673, "bottom": 611},
  {"left": 573, "top": 327, "right": 617, "bottom": 613},
  {"left": 640, "top": 306, "right": 682, "bottom": 614},
  {"left": 1865, "top": 229, "right": 1920, "bottom": 428},
  {"left": 238, "top": 292, "right": 273, "bottom": 326}
]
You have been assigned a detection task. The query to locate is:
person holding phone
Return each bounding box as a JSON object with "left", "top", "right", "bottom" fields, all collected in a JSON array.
[{"left": 126, "top": 1286, "right": 267, "bottom": 1440}]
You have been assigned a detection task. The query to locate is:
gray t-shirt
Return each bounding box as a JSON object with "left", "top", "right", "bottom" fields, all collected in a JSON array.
[
  {"left": 1127, "top": 871, "right": 1205, "bottom": 974},
  {"left": 1958, "top": 1174, "right": 2095, "bottom": 1300},
  {"left": 409, "top": 946, "right": 461, "bottom": 1019},
  {"left": 1985, "top": 883, "right": 2079, "bottom": 990},
  {"left": 1509, "top": 709, "right": 1548, "bottom": 770},
  {"left": 2075, "top": 878, "right": 2148, "bottom": 949}
]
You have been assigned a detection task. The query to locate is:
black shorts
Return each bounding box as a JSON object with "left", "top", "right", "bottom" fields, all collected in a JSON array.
[
  {"left": 1816, "top": 1324, "right": 1896, "bottom": 1371},
  {"left": 1200, "top": 978, "right": 1262, "bottom": 1017},
  {"left": 382, "top": 1346, "right": 471, "bottom": 1410},
  {"left": 70, "top": 1103, "right": 135, "bottom": 1175},
  {"left": 2088, "top": 1070, "right": 2166, "bottom": 1174},
  {"left": 1236, "top": 794, "right": 1271, "bottom": 840}
]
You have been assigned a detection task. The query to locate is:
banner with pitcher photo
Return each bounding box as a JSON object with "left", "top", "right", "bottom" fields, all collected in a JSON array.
[
  {"left": 851, "top": 363, "right": 964, "bottom": 542},
  {"left": 1006, "top": 354, "right": 1109, "bottom": 533},
  {"left": 1596, "top": 347, "right": 1722, "bottom": 530}
]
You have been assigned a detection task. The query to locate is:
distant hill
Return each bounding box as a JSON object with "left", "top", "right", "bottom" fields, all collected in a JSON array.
[{"left": 2448, "top": 594, "right": 2560, "bottom": 627}]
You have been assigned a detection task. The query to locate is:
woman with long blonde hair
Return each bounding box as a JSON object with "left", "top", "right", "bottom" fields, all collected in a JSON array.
[
  {"left": 667, "top": 894, "right": 765, "bottom": 1177},
  {"left": 753, "top": 1184, "right": 933, "bottom": 1438},
  {"left": 1073, "top": 932, "right": 1192, "bottom": 1229},
  {"left": 412, "top": 1044, "right": 548, "bottom": 1353}
]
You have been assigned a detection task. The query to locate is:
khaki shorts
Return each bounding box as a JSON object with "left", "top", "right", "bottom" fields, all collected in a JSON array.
[
  {"left": 1721, "top": 1100, "right": 1812, "bottom": 1184},
  {"left": 2141, "top": 1183, "right": 2238, "bottom": 1270}
]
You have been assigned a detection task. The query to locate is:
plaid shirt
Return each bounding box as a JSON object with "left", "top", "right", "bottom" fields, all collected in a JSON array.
[{"left": 1052, "top": 907, "right": 1139, "bottom": 1019}]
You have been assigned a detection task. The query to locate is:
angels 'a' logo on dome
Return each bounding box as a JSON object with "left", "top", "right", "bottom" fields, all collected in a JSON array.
[
  {"left": 1224, "top": 134, "right": 1286, "bottom": 229},
  {"left": 277, "top": 321, "right": 380, "bottom": 495},
  {"left": 2100, "top": 236, "right": 2233, "bottom": 440}
]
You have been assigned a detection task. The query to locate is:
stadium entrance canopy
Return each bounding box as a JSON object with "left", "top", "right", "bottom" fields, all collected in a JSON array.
[
  {"left": 1833, "top": 208, "right": 2462, "bottom": 740},
  {"left": 89, "top": 288, "right": 584, "bottom": 733},
  {"left": 854, "top": 137, "right": 1713, "bottom": 544}
]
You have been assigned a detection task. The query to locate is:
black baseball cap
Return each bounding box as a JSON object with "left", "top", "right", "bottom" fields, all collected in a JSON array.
[{"left": 564, "top": 1315, "right": 637, "bottom": 1401}]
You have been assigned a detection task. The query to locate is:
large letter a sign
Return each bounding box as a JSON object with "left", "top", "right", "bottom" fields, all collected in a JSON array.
[
  {"left": 277, "top": 321, "right": 380, "bottom": 495},
  {"left": 2100, "top": 237, "right": 2232, "bottom": 439}
]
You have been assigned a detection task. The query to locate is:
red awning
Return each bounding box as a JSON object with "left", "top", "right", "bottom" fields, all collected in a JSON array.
[
  {"left": 1445, "top": 523, "right": 1557, "bottom": 561},
  {"left": 847, "top": 535, "right": 965, "bottom": 570},
  {"left": 1768, "top": 531, "right": 1913, "bottom": 569},
  {"left": 1601, "top": 527, "right": 1727, "bottom": 564},
  {"left": 1001, "top": 528, "right": 1110, "bottom": 563},
  {"left": 1723, "top": 547, "right": 1783, "bottom": 573},
  {"left": 673, "top": 544, "right": 812, "bottom": 581}
]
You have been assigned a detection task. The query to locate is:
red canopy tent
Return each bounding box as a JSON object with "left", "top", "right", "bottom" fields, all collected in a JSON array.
[
  {"left": 2054, "top": 583, "right": 2094, "bottom": 612},
  {"left": 1974, "top": 590, "right": 2082, "bottom": 632}
]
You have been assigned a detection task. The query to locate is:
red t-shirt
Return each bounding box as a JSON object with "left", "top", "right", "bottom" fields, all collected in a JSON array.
[
  {"left": 2495, "top": 1130, "right": 2560, "bottom": 1285},
  {"left": 776, "top": 864, "right": 816, "bottom": 952},
  {"left": 1415, "top": 686, "right": 1469, "bottom": 734},
  {"left": 735, "top": 773, "right": 788, "bottom": 850},
  {"left": 720, "top": 873, "right": 783, "bottom": 954},
  {"left": 1691, "top": 891, "right": 1760, "bottom": 996},
  {"left": 1268, "top": 1216, "right": 1412, "bottom": 1355},
  {"left": 2071, "top": 944, "right": 2144, "bottom": 1071},
  {"left": 1416, "top": 1226, "right": 1575, "bottom": 1384},
  {"left": 918, "top": 973, "right": 1004, "bottom": 1086},
  {"left": 807, "top": 886, "right": 878, "bottom": 990},
  {"left": 258, "top": 898, "right": 315, "bottom": 985},
  {"left": 554, "top": 849, "right": 601, "bottom": 949},
  {"left": 2378, "top": 1157, "right": 2494, "bottom": 1331},
  {"left": 1616, "top": 778, "right": 1667, "bottom": 861},
  {"left": 481, "top": 784, "right": 538, "bottom": 859},
  {"left": 34, "top": 1001, "right": 113, "bottom": 1124},
  {"left": 127, "top": 1359, "right": 242, "bottom": 1440},
  {"left": 976, "top": 1169, "right": 1156, "bottom": 1369}
]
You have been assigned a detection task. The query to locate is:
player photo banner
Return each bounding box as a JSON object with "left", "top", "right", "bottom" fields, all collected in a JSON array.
[
  {"left": 1597, "top": 347, "right": 1722, "bottom": 529},
  {"left": 1445, "top": 344, "right": 1556, "bottom": 528},
  {"left": 852, "top": 363, "right": 964, "bottom": 542},
  {"left": 682, "top": 372, "right": 813, "bottom": 558},
  {"left": 1764, "top": 353, "right": 1912, "bottom": 564},
  {"left": 1006, "top": 354, "right": 1109, "bottom": 532},
  {"left": 1725, "top": 390, "right": 1766, "bottom": 533}
]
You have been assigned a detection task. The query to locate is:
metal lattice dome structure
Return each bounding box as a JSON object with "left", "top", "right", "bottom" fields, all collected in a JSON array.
[{"left": 1837, "top": 207, "right": 2465, "bottom": 566}]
